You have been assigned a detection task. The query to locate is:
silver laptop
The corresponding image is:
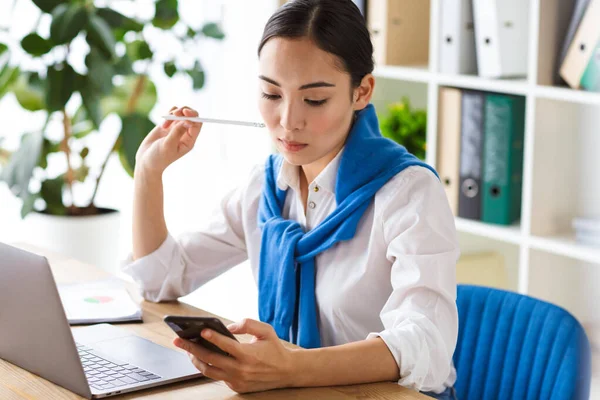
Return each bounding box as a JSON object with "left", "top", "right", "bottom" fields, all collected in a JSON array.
[{"left": 0, "top": 242, "right": 202, "bottom": 398}]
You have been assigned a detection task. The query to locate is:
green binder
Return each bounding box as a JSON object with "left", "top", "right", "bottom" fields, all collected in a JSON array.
[
  {"left": 581, "top": 37, "right": 600, "bottom": 92},
  {"left": 481, "top": 94, "right": 525, "bottom": 225}
]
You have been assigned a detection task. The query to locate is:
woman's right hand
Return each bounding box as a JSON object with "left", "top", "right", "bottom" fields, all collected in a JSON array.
[{"left": 135, "top": 106, "right": 203, "bottom": 176}]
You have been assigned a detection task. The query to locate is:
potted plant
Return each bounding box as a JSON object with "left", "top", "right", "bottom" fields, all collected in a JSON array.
[
  {"left": 378, "top": 97, "right": 427, "bottom": 161},
  {"left": 0, "top": 0, "right": 224, "bottom": 272}
]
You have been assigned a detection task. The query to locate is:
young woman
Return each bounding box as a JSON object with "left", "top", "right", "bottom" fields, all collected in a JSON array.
[{"left": 124, "top": 1, "right": 459, "bottom": 399}]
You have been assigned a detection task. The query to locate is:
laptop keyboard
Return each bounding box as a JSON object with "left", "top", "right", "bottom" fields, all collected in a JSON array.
[{"left": 76, "top": 343, "right": 162, "bottom": 391}]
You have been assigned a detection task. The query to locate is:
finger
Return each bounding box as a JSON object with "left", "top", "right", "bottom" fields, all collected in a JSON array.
[
  {"left": 189, "top": 354, "right": 229, "bottom": 381},
  {"left": 179, "top": 123, "right": 202, "bottom": 150},
  {"left": 182, "top": 107, "right": 199, "bottom": 117},
  {"left": 163, "top": 121, "right": 189, "bottom": 153},
  {"left": 180, "top": 107, "right": 201, "bottom": 132},
  {"left": 174, "top": 338, "right": 240, "bottom": 372},
  {"left": 201, "top": 329, "right": 243, "bottom": 359},
  {"left": 145, "top": 124, "right": 168, "bottom": 141},
  {"left": 228, "top": 319, "right": 274, "bottom": 339},
  {"left": 166, "top": 107, "right": 189, "bottom": 128},
  {"left": 162, "top": 106, "right": 179, "bottom": 129}
]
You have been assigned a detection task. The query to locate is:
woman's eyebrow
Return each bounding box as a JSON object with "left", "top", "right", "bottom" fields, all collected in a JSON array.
[{"left": 259, "top": 75, "right": 336, "bottom": 90}]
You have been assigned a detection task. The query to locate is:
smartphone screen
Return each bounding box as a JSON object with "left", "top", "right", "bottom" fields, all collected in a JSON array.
[{"left": 164, "top": 315, "right": 238, "bottom": 357}]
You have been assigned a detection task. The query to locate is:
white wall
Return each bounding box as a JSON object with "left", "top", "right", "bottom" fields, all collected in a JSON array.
[{"left": 0, "top": 0, "right": 278, "bottom": 322}]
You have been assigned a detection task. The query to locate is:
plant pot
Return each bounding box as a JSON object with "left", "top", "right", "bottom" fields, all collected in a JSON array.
[{"left": 23, "top": 208, "right": 121, "bottom": 274}]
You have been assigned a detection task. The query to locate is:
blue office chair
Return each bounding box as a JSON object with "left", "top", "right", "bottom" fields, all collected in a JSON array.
[{"left": 453, "top": 285, "right": 591, "bottom": 400}]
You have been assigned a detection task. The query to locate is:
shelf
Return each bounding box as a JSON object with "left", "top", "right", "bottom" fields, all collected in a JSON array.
[
  {"left": 375, "top": 68, "right": 600, "bottom": 106},
  {"left": 373, "top": 65, "right": 431, "bottom": 83},
  {"left": 436, "top": 73, "right": 530, "bottom": 96},
  {"left": 374, "top": 66, "right": 531, "bottom": 96},
  {"left": 369, "top": 0, "right": 600, "bottom": 346},
  {"left": 455, "top": 218, "right": 523, "bottom": 245},
  {"left": 535, "top": 85, "right": 600, "bottom": 106},
  {"left": 529, "top": 234, "right": 600, "bottom": 265}
]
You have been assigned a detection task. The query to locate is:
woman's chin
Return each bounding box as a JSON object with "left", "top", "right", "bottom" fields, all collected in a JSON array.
[{"left": 280, "top": 150, "right": 316, "bottom": 166}]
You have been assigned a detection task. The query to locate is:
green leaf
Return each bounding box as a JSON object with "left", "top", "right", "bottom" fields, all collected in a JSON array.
[
  {"left": 126, "top": 39, "right": 152, "bottom": 61},
  {"left": 163, "top": 61, "right": 176, "bottom": 77},
  {"left": 84, "top": 47, "right": 114, "bottom": 95},
  {"left": 13, "top": 72, "right": 46, "bottom": 111},
  {"left": 0, "top": 43, "right": 9, "bottom": 56},
  {"left": 32, "top": 0, "right": 62, "bottom": 14},
  {"left": 187, "top": 62, "right": 204, "bottom": 89},
  {"left": 114, "top": 55, "right": 134, "bottom": 75},
  {"left": 79, "top": 77, "right": 103, "bottom": 129},
  {"left": 21, "top": 33, "right": 54, "bottom": 56},
  {"left": 71, "top": 106, "right": 96, "bottom": 138},
  {"left": 50, "top": 3, "right": 88, "bottom": 45},
  {"left": 0, "top": 62, "right": 19, "bottom": 100},
  {"left": 95, "top": 8, "right": 144, "bottom": 43},
  {"left": 201, "top": 22, "right": 225, "bottom": 39},
  {"left": 72, "top": 104, "right": 88, "bottom": 125},
  {"left": 74, "top": 164, "right": 89, "bottom": 182},
  {"left": 118, "top": 150, "right": 133, "bottom": 177},
  {"left": 72, "top": 120, "right": 95, "bottom": 139},
  {"left": 118, "top": 113, "right": 154, "bottom": 177},
  {"left": 0, "top": 131, "right": 44, "bottom": 200},
  {"left": 80, "top": 147, "right": 89, "bottom": 159},
  {"left": 39, "top": 138, "right": 61, "bottom": 169},
  {"left": 46, "top": 64, "right": 76, "bottom": 112},
  {"left": 153, "top": 0, "right": 179, "bottom": 29},
  {"left": 379, "top": 98, "right": 427, "bottom": 160},
  {"left": 95, "top": 8, "right": 144, "bottom": 33},
  {"left": 101, "top": 75, "right": 157, "bottom": 117},
  {"left": 20, "top": 190, "right": 39, "bottom": 218},
  {"left": 186, "top": 27, "right": 196, "bottom": 38},
  {"left": 86, "top": 14, "right": 117, "bottom": 60},
  {"left": 40, "top": 176, "right": 65, "bottom": 215}
]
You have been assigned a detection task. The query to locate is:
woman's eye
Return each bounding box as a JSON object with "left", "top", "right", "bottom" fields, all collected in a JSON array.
[
  {"left": 305, "top": 99, "right": 328, "bottom": 107},
  {"left": 261, "top": 93, "right": 280, "bottom": 100}
]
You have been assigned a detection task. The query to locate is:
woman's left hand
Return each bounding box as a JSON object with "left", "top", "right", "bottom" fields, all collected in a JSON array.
[{"left": 173, "top": 318, "right": 297, "bottom": 394}]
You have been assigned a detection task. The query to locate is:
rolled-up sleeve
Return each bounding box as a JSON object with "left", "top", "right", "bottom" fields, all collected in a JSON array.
[
  {"left": 367, "top": 167, "right": 460, "bottom": 392},
  {"left": 120, "top": 169, "right": 258, "bottom": 303}
]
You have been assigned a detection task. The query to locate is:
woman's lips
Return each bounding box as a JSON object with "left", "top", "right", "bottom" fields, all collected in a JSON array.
[{"left": 279, "top": 139, "right": 308, "bottom": 152}]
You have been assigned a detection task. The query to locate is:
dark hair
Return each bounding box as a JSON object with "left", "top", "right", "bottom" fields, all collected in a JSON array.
[{"left": 257, "top": 0, "right": 374, "bottom": 89}]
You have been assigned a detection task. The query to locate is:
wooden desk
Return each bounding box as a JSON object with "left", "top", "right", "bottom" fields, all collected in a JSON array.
[{"left": 0, "top": 244, "right": 432, "bottom": 400}]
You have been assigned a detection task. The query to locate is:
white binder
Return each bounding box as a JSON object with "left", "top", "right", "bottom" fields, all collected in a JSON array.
[
  {"left": 439, "top": 0, "right": 477, "bottom": 75},
  {"left": 472, "top": 0, "right": 530, "bottom": 78}
]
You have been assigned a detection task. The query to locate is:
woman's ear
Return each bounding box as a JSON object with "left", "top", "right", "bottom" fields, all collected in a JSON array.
[{"left": 352, "top": 74, "right": 375, "bottom": 111}]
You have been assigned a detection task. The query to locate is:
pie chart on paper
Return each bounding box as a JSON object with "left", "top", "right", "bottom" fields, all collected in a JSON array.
[{"left": 84, "top": 296, "right": 114, "bottom": 304}]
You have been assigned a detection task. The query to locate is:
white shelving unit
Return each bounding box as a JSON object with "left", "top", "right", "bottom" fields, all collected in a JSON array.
[{"left": 371, "top": 0, "right": 600, "bottom": 331}]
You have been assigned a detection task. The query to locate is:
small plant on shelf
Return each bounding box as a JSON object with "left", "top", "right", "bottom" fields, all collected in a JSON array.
[{"left": 379, "top": 97, "right": 427, "bottom": 161}]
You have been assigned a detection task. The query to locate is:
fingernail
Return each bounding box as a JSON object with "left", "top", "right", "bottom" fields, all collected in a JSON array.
[{"left": 202, "top": 330, "right": 211, "bottom": 338}]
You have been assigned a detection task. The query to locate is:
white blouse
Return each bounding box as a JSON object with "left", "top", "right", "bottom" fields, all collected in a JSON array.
[{"left": 121, "top": 148, "right": 460, "bottom": 393}]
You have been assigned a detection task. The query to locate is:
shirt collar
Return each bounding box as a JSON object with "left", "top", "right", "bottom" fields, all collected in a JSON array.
[{"left": 276, "top": 147, "right": 345, "bottom": 194}]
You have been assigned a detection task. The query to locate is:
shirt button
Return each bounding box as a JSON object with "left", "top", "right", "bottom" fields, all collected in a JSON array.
[
  {"left": 313, "top": 186, "right": 320, "bottom": 192},
  {"left": 308, "top": 201, "right": 316, "bottom": 209}
]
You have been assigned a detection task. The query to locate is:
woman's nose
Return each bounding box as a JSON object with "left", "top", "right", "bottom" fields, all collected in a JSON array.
[{"left": 280, "top": 103, "right": 304, "bottom": 132}]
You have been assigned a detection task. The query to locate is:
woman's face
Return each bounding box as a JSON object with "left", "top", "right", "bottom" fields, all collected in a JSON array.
[{"left": 258, "top": 37, "right": 360, "bottom": 167}]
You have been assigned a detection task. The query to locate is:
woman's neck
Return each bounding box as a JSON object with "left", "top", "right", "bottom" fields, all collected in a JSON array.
[
  {"left": 298, "top": 142, "right": 344, "bottom": 214},
  {"left": 300, "top": 142, "right": 345, "bottom": 185}
]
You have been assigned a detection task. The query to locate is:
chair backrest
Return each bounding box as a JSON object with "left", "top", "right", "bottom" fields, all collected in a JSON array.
[{"left": 453, "top": 285, "right": 591, "bottom": 400}]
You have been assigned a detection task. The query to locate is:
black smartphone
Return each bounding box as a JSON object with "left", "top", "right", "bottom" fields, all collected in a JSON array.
[{"left": 164, "top": 315, "right": 238, "bottom": 357}]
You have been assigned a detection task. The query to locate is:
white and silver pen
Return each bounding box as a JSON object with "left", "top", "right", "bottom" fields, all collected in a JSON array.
[{"left": 162, "top": 115, "right": 266, "bottom": 128}]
